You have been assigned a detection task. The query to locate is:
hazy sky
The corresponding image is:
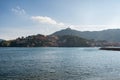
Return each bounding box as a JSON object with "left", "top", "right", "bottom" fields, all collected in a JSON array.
[{"left": 1, "top": 0, "right": 120, "bottom": 40}]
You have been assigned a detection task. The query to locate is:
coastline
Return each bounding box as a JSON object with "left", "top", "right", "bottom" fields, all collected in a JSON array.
[{"left": 100, "top": 47, "right": 120, "bottom": 51}]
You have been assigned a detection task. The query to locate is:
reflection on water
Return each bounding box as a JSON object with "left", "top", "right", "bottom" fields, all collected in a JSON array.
[{"left": 0, "top": 47, "right": 120, "bottom": 80}]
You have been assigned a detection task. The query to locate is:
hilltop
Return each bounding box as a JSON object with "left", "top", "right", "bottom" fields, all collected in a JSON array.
[
  {"left": 1, "top": 28, "right": 120, "bottom": 47},
  {"left": 52, "top": 28, "right": 120, "bottom": 42}
]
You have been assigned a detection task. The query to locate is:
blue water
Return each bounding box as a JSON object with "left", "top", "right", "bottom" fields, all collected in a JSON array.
[{"left": 0, "top": 47, "right": 120, "bottom": 80}]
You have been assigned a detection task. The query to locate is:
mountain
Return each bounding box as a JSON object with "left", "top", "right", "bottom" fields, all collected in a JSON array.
[
  {"left": 52, "top": 28, "right": 120, "bottom": 42},
  {"left": 57, "top": 35, "right": 90, "bottom": 47},
  {"left": 0, "top": 39, "right": 4, "bottom": 42},
  {"left": 0, "top": 34, "right": 90, "bottom": 47}
]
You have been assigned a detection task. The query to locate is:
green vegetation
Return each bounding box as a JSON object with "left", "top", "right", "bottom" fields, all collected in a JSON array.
[
  {"left": 52, "top": 28, "right": 120, "bottom": 42},
  {"left": 58, "top": 35, "right": 90, "bottom": 47},
  {"left": 0, "top": 34, "right": 90, "bottom": 47}
]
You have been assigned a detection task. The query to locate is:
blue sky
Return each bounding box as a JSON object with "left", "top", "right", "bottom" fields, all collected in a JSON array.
[{"left": 1, "top": 0, "right": 120, "bottom": 40}]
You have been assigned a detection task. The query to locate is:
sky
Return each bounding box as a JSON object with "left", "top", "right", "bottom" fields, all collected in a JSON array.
[{"left": 1, "top": 0, "right": 120, "bottom": 40}]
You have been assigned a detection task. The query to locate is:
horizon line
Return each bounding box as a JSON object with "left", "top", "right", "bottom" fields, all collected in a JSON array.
[{"left": 1, "top": 28, "right": 120, "bottom": 40}]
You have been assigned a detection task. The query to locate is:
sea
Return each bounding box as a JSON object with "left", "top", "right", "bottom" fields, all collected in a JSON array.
[{"left": 0, "top": 47, "right": 120, "bottom": 80}]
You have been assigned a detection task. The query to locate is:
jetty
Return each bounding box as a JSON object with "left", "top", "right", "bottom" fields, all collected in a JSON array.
[{"left": 100, "top": 47, "right": 120, "bottom": 51}]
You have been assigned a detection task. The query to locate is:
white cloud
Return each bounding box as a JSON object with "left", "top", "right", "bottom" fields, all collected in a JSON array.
[
  {"left": 31, "top": 16, "right": 65, "bottom": 26},
  {"left": 68, "top": 24, "right": 120, "bottom": 31},
  {"left": 31, "top": 16, "right": 120, "bottom": 31},
  {"left": 11, "top": 6, "right": 26, "bottom": 15}
]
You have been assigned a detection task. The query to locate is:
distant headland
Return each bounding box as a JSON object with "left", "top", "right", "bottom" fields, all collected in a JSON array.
[
  {"left": 1, "top": 28, "right": 120, "bottom": 47},
  {"left": 100, "top": 47, "right": 120, "bottom": 51}
]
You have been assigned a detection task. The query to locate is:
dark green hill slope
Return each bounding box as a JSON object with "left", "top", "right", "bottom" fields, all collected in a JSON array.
[
  {"left": 52, "top": 28, "right": 120, "bottom": 42},
  {"left": 0, "top": 34, "right": 90, "bottom": 47}
]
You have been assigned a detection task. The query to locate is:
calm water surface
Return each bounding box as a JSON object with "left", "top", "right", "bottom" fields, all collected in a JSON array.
[{"left": 0, "top": 47, "right": 120, "bottom": 80}]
